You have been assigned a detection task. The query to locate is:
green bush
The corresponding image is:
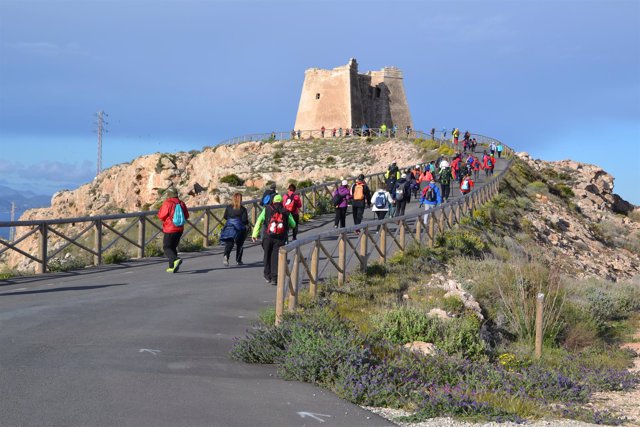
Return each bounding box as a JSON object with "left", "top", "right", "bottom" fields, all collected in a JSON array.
[
  {"left": 297, "top": 179, "right": 314, "bottom": 189},
  {"left": 325, "top": 156, "right": 336, "bottom": 165},
  {"left": 145, "top": 241, "right": 164, "bottom": 257},
  {"left": 47, "top": 255, "right": 90, "bottom": 272},
  {"left": 178, "top": 237, "right": 203, "bottom": 252},
  {"left": 220, "top": 174, "right": 245, "bottom": 186},
  {"left": 103, "top": 247, "right": 130, "bottom": 264}
]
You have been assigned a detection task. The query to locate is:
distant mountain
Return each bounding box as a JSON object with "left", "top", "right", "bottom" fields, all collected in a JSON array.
[{"left": 0, "top": 184, "right": 51, "bottom": 215}]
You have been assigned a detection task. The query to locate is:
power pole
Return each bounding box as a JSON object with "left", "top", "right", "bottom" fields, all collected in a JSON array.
[
  {"left": 9, "top": 201, "right": 15, "bottom": 242},
  {"left": 95, "top": 111, "right": 108, "bottom": 177}
]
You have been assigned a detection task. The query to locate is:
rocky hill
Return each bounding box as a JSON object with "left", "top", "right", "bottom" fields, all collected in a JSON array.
[{"left": 17, "top": 137, "right": 423, "bottom": 222}]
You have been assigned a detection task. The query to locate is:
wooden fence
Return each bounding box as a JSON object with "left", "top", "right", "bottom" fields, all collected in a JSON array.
[
  {"left": 274, "top": 156, "right": 515, "bottom": 325},
  {"left": 0, "top": 130, "right": 509, "bottom": 276}
]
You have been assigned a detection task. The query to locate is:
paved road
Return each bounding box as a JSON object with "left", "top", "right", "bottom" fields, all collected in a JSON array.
[{"left": 0, "top": 155, "right": 507, "bottom": 427}]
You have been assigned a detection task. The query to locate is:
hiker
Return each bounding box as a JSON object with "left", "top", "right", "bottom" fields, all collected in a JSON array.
[
  {"left": 220, "top": 192, "right": 249, "bottom": 266},
  {"left": 430, "top": 127, "right": 436, "bottom": 140},
  {"left": 471, "top": 138, "right": 478, "bottom": 152},
  {"left": 394, "top": 173, "right": 411, "bottom": 217},
  {"left": 460, "top": 173, "right": 475, "bottom": 195},
  {"left": 351, "top": 174, "right": 372, "bottom": 233},
  {"left": 158, "top": 187, "right": 189, "bottom": 273},
  {"left": 339, "top": 127, "right": 343, "bottom": 137},
  {"left": 332, "top": 128, "right": 337, "bottom": 137},
  {"left": 290, "top": 129, "right": 295, "bottom": 140},
  {"left": 251, "top": 195, "right": 296, "bottom": 285},
  {"left": 484, "top": 153, "right": 495, "bottom": 176},
  {"left": 321, "top": 126, "right": 326, "bottom": 138},
  {"left": 438, "top": 162, "right": 452, "bottom": 202},
  {"left": 497, "top": 142, "right": 504, "bottom": 158},
  {"left": 405, "top": 126, "right": 412, "bottom": 138},
  {"left": 420, "top": 180, "right": 442, "bottom": 224},
  {"left": 411, "top": 165, "right": 422, "bottom": 198},
  {"left": 385, "top": 162, "right": 401, "bottom": 192},
  {"left": 380, "top": 123, "right": 387, "bottom": 137},
  {"left": 392, "top": 124, "right": 398, "bottom": 137},
  {"left": 282, "top": 183, "right": 302, "bottom": 241},
  {"left": 370, "top": 187, "right": 393, "bottom": 232},
  {"left": 471, "top": 155, "right": 481, "bottom": 180},
  {"left": 332, "top": 180, "right": 351, "bottom": 228},
  {"left": 453, "top": 128, "right": 460, "bottom": 145},
  {"left": 296, "top": 129, "right": 301, "bottom": 139},
  {"left": 260, "top": 183, "right": 277, "bottom": 207}
]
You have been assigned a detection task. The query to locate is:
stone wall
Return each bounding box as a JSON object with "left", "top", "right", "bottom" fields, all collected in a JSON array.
[{"left": 294, "top": 59, "right": 413, "bottom": 131}]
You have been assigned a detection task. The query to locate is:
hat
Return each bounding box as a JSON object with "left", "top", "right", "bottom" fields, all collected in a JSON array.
[
  {"left": 165, "top": 187, "right": 178, "bottom": 197},
  {"left": 341, "top": 180, "right": 348, "bottom": 186},
  {"left": 440, "top": 160, "right": 450, "bottom": 168},
  {"left": 415, "top": 165, "right": 420, "bottom": 169},
  {"left": 358, "top": 174, "right": 365, "bottom": 180},
  {"left": 269, "top": 183, "right": 276, "bottom": 190},
  {"left": 273, "top": 194, "right": 283, "bottom": 203},
  {"left": 401, "top": 173, "right": 407, "bottom": 179}
]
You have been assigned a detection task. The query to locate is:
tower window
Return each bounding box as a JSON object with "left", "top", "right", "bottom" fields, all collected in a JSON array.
[{"left": 315, "top": 93, "right": 320, "bottom": 100}]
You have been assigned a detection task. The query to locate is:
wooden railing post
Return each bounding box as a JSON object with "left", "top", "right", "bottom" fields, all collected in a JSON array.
[
  {"left": 38, "top": 223, "right": 48, "bottom": 274},
  {"left": 94, "top": 219, "right": 102, "bottom": 266},
  {"left": 137, "top": 216, "right": 146, "bottom": 258},
  {"left": 309, "top": 239, "right": 319, "bottom": 297},
  {"left": 275, "top": 248, "right": 288, "bottom": 326},
  {"left": 380, "top": 224, "right": 387, "bottom": 263},
  {"left": 428, "top": 212, "right": 436, "bottom": 247},
  {"left": 399, "top": 221, "right": 406, "bottom": 252},
  {"left": 203, "top": 209, "right": 210, "bottom": 248},
  {"left": 338, "top": 233, "right": 346, "bottom": 285},
  {"left": 288, "top": 250, "right": 300, "bottom": 311},
  {"left": 535, "top": 293, "right": 545, "bottom": 359},
  {"left": 359, "top": 227, "right": 368, "bottom": 272},
  {"left": 312, "top": 190, "right": 317, "bottom": 214},
  {"left": 416, "top": 218, "right": 422, "bottom": 243},
  {"left": 251, "top": 204, "right": 258, "bottom": 226}
]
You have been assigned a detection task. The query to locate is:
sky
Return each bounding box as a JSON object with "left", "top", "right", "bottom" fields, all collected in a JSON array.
[{"left": 0, "top": 0, "right": 639, "bottom": 206}]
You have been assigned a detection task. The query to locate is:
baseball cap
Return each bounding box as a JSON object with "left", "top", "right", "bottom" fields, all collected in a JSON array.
[
  {"left": 341, "top": 180, "right": 348, "bottom": 186},
  {"left": 273, "top": 194, "right": 283, "bottom": 203}
]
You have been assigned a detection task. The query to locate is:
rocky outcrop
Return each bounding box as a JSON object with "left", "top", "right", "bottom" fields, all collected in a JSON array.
[{"left": 516, "top": 152, "right": 639, "bottom": 281}]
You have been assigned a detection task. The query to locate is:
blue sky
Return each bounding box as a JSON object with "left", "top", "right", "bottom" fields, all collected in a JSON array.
[{"left": 0, "top": 0, "right": 639, "bottom": 204}]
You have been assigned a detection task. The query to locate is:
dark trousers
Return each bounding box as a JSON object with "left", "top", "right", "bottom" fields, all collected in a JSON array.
[
  {"left": 395, "top": 200, "right": 408, "bottom": 217},
  {"left": 335, "top": 207, "right": 347, "bottom": 228},
  {"left": 163, "top": 231, "right": 182, "bottom": 268},
  {"left": 224, "top": 231, "right": 246, "bottom": 263},
  {"left": 441, "top": 184, "right": 451, "bottom": 201},
  {"left": 375, "top": 210, "right": 386, "bottom": 231},
  {"left": 352, "top": 204, "right": 365, "bottom": 225},
  {"left": 262, "top": 236, "right": 285, "bottom": 282},
  {"left": 291, "top": 213, "right": 299, "bottom": 240}
]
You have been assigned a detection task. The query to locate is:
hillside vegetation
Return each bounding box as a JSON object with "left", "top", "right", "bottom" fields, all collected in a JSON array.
[{"left": 232, "top": 156, "right": 640, "bottom": 425}]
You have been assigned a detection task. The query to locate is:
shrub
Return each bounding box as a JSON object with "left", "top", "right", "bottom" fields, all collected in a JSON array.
[
  {"left": 145, "top": 241, "right": 164, "bottom": 257},
  {"left": 297, "top": 179, "right": 314, "bottom": 189},
  {"left": 103, "top": 247, "right": 130, "bottom": 264},
  {"left": 47, "top": 255, "right": 90, "bottom": 272},
  {"left": 220, "top": 174, "right": 245, "bottom": 186},
  {"left": 325, "top": 156, "right": 336, "bottom": 165},
  {"left": 178, "top": 237, "right": 203, "bottom": 252}
]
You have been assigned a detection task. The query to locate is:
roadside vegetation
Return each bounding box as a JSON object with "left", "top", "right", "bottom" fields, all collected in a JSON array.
[{"left": 232, "top": 158, "right": 640, "bottom": 425}]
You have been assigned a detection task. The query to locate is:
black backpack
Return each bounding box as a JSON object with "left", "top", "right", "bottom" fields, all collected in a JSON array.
[{"left": 424, "top": 186, "right": 437, "bottom": 203}]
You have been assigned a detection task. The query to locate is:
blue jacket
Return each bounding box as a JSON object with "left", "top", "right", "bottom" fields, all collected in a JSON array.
[
  {"left": 420, "top": 182, "right": 443, "bottom": 206},
  {"left": 220, "top": 217, "right": 246, "bottom": 242}
]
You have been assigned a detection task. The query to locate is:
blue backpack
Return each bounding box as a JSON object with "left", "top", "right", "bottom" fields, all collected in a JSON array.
[
  {"left": 374, "top": 192, "right": 387, "bottom": 209},
  {"left": 262, "top": 193, "right": 272, "bottom": 206},
  {"left": 172, "top": 203, "right": 185, "bottom": 227}
]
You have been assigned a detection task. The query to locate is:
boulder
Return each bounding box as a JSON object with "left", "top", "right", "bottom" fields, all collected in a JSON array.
[{"left": 404, "top": 341, "right": 439, "bottom": 357}]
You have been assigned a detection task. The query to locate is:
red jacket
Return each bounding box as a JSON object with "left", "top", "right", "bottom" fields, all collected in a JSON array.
[
  {"left": 158, "top": 197, "right": 190, "bottom": 233},
  {"left": 460, "top": 177, "right": 475, "bottom": 193},
  {"left": 282, "top": 191, "right": 302, "bottom": 215},
  {"left": 483, "top": 156, "right": 495, "bottom": 170}
]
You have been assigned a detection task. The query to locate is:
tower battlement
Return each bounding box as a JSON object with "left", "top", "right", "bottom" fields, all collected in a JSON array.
[{"left": 294, "top": 59, "right": 412, "bottom": 131}]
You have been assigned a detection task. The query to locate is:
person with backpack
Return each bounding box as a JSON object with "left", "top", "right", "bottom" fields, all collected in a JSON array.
[
  {"left": 489, "top": 141, "right": 497, "bottom": 156},
  {"left": 385, "top": 162, "right": 400, "bottom": 192},
  {"left": 251, "top": 194, "right": 296, "bottom": 285},
  {"left": 484, "top": 153, "right": 495, "bottom": 176},
  {"left": 157, "top": 187, "right": 189, "bottom": 273},
  {"left": 420, "top": 180, "right": 442, "bottom": 225},
  {"left": 460, "top": 173, "right": 475, "bottom": 195},
  {"left": 496, "top": 142, "right": 504, "bottom": 158},
  {"left": 282, "top": 183, "right": 302, "bottom": 241},
  {"left": 471, "top": 155, "right": 481, "bottom": 181},
  {"left": 332, "top": 180, "right": 351, "bottom": 228},
  {"left": 220, "top": 192, "right": 249, "bottom": 266},
  {"left": 370, "top": 187, "right": 393, "bottom": 232},
  {"left": 438, "top": 164, "right": 453, "bottom": 202},
  {"left": 260, "top": 183, "right": 277, "bottom": 207},
  {"left": 393, "top": 173, "right": 411, "bottom": 217},
  {"left": 351, "top": 175, "right": 371, "bottom": 232}
]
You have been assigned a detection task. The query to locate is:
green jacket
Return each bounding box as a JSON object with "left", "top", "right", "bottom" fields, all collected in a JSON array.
[{"left": 252, "top": 204, "right": 297, "bottom": 239}]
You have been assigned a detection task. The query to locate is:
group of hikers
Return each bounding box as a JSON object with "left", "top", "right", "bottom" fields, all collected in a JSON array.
[
  {"left": 157, "top": 142, "right": 501, "bottom": 284},
  {"left": 291, "top": 124, "right": 415, "bottom": 140}
]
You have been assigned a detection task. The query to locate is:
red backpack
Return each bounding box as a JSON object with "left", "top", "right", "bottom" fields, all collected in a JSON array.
[
  {"left": 267, "top": 206, "right": 286, "bottom": 236},
  {"left": 284, "top": 194, "right": 299, "bottom": 212}
]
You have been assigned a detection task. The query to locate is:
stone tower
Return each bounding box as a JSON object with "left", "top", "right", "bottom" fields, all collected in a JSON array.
[{"left": 294, "top": 58, "right": 413, "bottom": 131}]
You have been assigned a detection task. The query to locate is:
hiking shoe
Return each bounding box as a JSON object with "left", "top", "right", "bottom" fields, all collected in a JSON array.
[
  {"left": 270, "top": 281, "right": 277, "bottom": 286},
  {"left": 166, "top": 267, "right": 174, "bottom": 273},
  {"left": 223, "top": 256, "right": 229, "bottom": 266},
  {"left": 236, "top": 261, "right": 243, "bottom": 266},
  {"left": 172, "top": 258, "right": 182, "bottom": 273},
  {"left": 265, "top": 277, "right": 271, "bottom": 283}
]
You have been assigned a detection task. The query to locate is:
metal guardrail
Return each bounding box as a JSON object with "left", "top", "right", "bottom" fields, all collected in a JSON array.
[{"left": 0, "top": 130, "right": 509, "bottom": 276}]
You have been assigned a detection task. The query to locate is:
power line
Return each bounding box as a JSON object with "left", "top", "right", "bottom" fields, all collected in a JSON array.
[{"left": 95, "top": 111, "right": 109, "bottom": 177}]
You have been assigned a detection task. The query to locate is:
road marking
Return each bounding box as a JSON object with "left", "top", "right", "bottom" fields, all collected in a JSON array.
[
  {"left": 297, "top": 412, "right": 332, "bottom": 423},
  {"left": 139, "top": 348, "right": 161, "bottom": 356}
]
